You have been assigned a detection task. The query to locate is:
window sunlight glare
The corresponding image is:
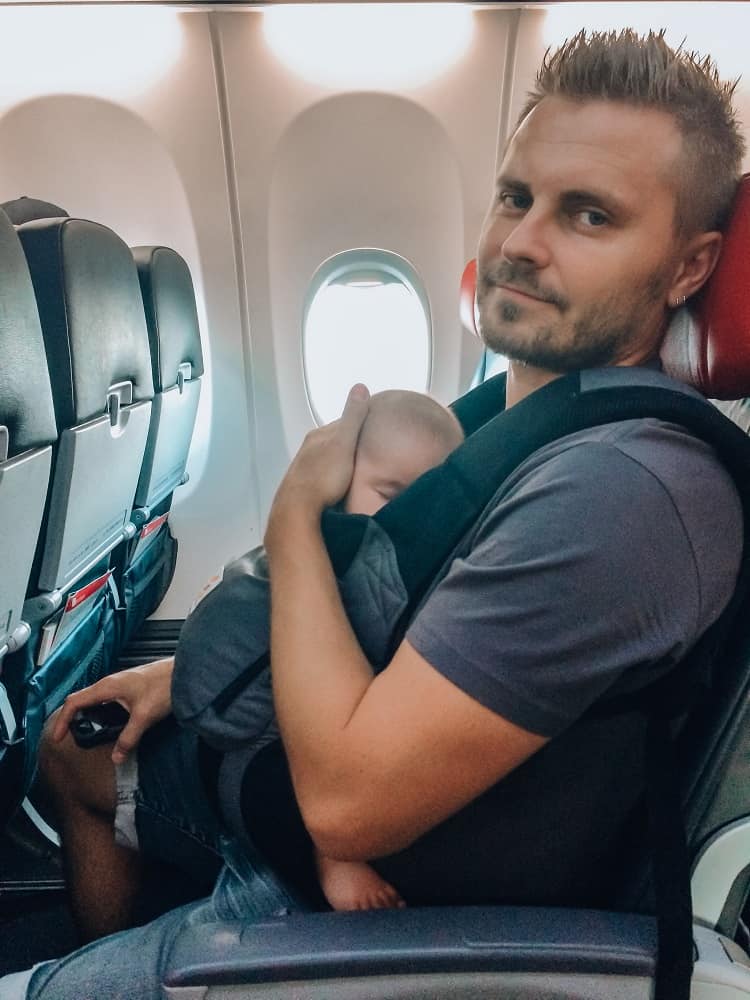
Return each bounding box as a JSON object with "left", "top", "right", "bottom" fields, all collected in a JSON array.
[
  {"left": 0, "top": 7, "right": 183, "bottom": 103},
  {"left": 263, "top": 4, "right": 473, "bottom": 89},
  {"left": 304, "top": 281, "right": 430, "bottom": 425}
]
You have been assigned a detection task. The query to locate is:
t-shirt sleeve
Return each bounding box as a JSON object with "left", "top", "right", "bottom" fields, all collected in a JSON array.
[{"left": 406, "top": 439, "right": 704, "bottom": 738}]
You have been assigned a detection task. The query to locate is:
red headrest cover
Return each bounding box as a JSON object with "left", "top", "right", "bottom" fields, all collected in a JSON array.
[{"left": 461, "top": 173, "right": 750, "bottom": 400}]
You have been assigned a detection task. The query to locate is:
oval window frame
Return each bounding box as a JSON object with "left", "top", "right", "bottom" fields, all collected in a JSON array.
[{"left": 302, "top": 248, "right": 433, "bottom": 426}]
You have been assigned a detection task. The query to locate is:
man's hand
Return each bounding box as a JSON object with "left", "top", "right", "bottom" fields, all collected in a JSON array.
[
  {"left": 265, "top": 384, "right": 370, "bottom": 553},
  {"left": 50, "top": 657, "right": 175, "bottom": 764}
]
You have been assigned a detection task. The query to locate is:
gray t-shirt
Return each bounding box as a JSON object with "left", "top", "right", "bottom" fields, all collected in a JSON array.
[
  {"left": 354, "top": 415, "right": 743, "bottom": 908},
  {"left": 407, "top": 417, "right": 743, "bottom": 739}
]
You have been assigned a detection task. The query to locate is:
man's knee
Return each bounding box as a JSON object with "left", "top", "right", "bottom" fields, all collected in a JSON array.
[{"left": 39, "top": 710, "right": 118, "bottom": 815}]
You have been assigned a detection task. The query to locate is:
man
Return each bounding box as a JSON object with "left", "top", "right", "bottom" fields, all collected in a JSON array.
[{"left": 2, "top": 28, "right": 745, "bottom": 999}]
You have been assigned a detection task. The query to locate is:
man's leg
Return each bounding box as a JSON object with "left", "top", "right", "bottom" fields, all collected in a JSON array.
[
  {"left": 38, "top": 718, "right": 143, "bottom": 941},
  {"left": 0, "top": 832, "right": 313, "bottom": 999}
]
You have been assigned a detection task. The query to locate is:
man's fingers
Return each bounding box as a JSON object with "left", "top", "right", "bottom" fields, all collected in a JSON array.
[
  {"left": 51, "top": 680, "right": 116, "bottom": 742},
  {"left": 339, "top": 383, "right": 370, "bottom": 441},
  {"left": 111, "top": 717, "right": 144, "bottom": 765}
]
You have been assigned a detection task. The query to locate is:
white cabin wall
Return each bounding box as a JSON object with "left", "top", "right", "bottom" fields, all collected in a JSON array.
[
  {"left": 216, "top": 7, "right": 515, "bottom": 516},
  {"left": 0, "top": 8, "right": 260, "bottom": 616}
]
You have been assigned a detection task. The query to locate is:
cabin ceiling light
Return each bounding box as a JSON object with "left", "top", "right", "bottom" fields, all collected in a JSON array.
[
  {"left": 543, "top": 2, "right": 749, "bottom": 79},
  {"left": 262, "top": 4, "right": 473, "bottom": 89},
  {"left": 0, "top": 7, "right": 183, "bottom": 102}
]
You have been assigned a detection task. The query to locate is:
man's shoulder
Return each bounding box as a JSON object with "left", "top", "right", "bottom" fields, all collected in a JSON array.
[{"left": 499, "top": 415, "right": 738, "bottom": 509}]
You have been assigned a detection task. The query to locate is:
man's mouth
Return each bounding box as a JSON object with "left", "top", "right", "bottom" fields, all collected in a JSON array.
[{"left": 496, "top": 283, "right": 548, "bottom": 304}]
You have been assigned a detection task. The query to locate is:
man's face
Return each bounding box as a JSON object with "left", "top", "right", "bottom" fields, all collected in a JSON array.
[{"left": 476, "top": 97, "right": 686, "bottom": 371}]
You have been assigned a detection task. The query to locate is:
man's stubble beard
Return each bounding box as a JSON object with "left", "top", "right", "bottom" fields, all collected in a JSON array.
[{"left": 478, "top": 268, "right": 669, "bottom": 374}]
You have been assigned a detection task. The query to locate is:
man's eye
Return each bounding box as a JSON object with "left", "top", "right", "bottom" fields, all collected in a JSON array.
[
  {"left": 498, "top": 192, "right": 531, "bottom": 212},
  {"left": 577, "top": 209, "right": 608, "bottom": 227}
]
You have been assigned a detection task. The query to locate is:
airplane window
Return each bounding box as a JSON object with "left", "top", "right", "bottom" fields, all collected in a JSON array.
[{"left": 303, "top": 250, "right": 431, "bottom": 426}]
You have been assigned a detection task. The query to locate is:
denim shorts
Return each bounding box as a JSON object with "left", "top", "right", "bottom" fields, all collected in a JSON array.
[
  {"left": 114, "top": 715, "right": 224, "bottom": 887},
  {"left": 0, "top": 718, "right": 313, "bottom": 999}
]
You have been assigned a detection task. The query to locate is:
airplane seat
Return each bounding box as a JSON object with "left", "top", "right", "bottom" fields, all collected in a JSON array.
[
  {"left": 641, "top": 174, "right": 750, "bottom": 944},
  {"left": 0, "top": 210, "right": 57, "bottom": 659},
  {"left": 0, "top": 208, "right": 57, "bottom": 825},
  {"left": 117, "top": 245, "right": 204, "bottom": 645},
  {"left": 1, "top": 217, "right": 154, "bottom": 821},
  {"left": 162, "top": 177, "right": 750, "bottom": 999},
  {"left": 16, "top": 216, "right": 154, "bottom": 597},
  {"left": 0, "top": 195, "right": 69, "bottom": 226}
]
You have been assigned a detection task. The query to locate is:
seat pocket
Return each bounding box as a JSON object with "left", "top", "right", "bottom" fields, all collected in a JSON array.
[{"left": 120, "top": 525, "right": 177, "bottom": 645}]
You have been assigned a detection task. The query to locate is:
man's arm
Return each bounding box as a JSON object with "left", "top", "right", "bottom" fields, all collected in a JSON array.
[{"left": 266, "top": 386, "right": 547, "bottom": 861}]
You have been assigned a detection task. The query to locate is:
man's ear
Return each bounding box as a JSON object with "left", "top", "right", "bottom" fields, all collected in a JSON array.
[{"left": 667, "top": 231, "right": 723, "bottom": 307}]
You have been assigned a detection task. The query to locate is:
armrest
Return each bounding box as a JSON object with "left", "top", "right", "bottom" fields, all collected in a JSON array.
[{"left": 162, "top": 905, "right": 657, "bottom": 988}]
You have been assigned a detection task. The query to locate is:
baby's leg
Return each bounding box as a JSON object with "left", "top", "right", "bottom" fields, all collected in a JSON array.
[{"left": 315, "top": 851, "right": 406, "bottom": 911}]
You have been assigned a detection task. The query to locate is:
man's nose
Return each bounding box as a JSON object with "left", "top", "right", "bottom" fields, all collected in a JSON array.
[{"left": 499, "top": 209, "right": 551, "bottom": 269}]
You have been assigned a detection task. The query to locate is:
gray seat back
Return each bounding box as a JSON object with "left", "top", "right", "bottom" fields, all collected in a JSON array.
[
  {"left": 0, "top": 209, "right": 56, "bottom": 658},
  {"left": 131, "top": 245, "right": 203, "bottom": 513},
  {"left": 17, "top": 218, "right": 154, "bottom": 600}
]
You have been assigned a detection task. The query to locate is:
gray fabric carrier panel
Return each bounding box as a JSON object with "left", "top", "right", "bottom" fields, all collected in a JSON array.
[
  {"left": 172, "top": 520, "right": 406, "bottom": 752},
  {"left": 0, "top": 208, "right": 57, "bottom": 650},
  {"left": 131, "top": 245, "right": 203, "bottom": 509},
  {"left": 16, "top": 218, "right": 154, "bottom": 429}
]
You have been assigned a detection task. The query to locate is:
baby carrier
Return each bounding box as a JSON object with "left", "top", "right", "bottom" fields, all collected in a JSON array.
[{"left": 173, "top": 364, "right": 750, "bottom": 755}]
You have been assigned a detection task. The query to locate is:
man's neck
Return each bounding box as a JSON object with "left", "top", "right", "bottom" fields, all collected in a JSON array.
[{"left": 505, "top": 362, "right": 559, "bottom": 409}]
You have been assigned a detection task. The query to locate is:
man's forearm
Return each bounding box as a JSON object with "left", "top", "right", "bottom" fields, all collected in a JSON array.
[{"left": 269, "top": 503, "right": 375, "bottom": 815}]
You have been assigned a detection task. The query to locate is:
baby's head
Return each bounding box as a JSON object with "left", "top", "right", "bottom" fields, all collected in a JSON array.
[{"left": 344, "top": 389, "right": 464, "bottom": 516}]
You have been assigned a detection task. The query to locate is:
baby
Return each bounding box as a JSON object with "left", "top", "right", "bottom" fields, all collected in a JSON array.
[
  {"left": 343, "top": 388, "right": 465, "bottom": 516},
  {"left": 185, "top": 389, "right": 464, "bottom": 911},
  {"left": 316, "top": 389, "right": 464, "bottom": 911}
]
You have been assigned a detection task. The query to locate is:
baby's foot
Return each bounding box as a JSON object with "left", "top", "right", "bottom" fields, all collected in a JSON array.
[{"left": 315, "top": 852, "right": 406, "bottom": 912}]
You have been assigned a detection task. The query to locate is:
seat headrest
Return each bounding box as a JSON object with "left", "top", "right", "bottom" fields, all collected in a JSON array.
[
  {"left": 17, "top": 218, "right": 154, "bottom": 429},
  {"left": 0, "top": 210, "right": 57, "bottom": 454},
  {"left": 661, "top": 174, "right": 750, "bottom": 399},
  {"left": 460, "top": 173, "right": 750, "bottom": 400},
  {"left": 1, "top": 195, "right": 69, "bottom": 226},
  {"left": 131, "top": 245, "right": 205, "bottom": 390}
]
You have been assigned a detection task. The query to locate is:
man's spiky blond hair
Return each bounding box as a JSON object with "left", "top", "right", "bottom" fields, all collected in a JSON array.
[{"left": 517, "top": 29, "right": 745, "bottom": 235}]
